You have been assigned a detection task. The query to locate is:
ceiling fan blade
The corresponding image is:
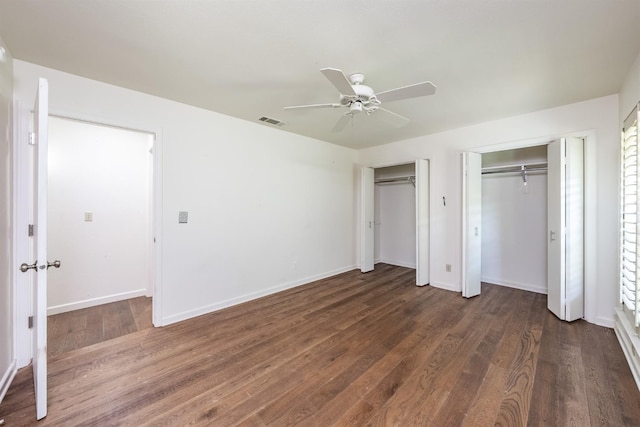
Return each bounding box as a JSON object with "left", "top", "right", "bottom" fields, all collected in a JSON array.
[
  {"left": 332, "top": 114, "right": 352, "bottom": 133},
  {"left": 320, "top": 68, "right": 356, "bottom": 96},
  {"left": 376, "top": 81, "right": 436, "bottom": 103},
  {"left": 376, "top": 108, "right": 410, "bottom": 128},
  {"left": 284, "top": 103, "right": 341, "bottom": 110}
]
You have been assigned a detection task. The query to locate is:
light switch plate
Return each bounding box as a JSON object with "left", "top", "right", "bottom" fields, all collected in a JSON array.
[
  {"left": 178, "top": 211, "right": 188, "bottom": 224},
  {"left": 84, "top": 212, "right": 93, "bottom": 222}
]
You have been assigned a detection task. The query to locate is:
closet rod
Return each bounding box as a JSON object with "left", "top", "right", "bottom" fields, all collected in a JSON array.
[
  {"left": 481, "top": 162, "right": 547, "bottom": 175},
  {"left": 374, "top": 175, "right": 416, "bottom": 186}
]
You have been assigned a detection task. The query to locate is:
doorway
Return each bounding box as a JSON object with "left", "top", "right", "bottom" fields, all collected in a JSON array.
[
  {"left": 374, "top": 164, "right": 416, "bottom": 268},
  {"left": 47, "top": 117, "right": 154, "bottom": 316},
  {"left": 463, "top": 137, "right": 587, "bottom": 321},
  {"left": 360, "top": 159, "right": 430, "bottom": 286},
  {"left": 481, "top": 145, "right": 548, "bottom": 294}
]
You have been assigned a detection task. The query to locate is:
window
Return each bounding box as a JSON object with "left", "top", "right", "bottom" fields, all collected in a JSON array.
[{"left": 621, "top": 104, "right": 639, "bottom": 327}]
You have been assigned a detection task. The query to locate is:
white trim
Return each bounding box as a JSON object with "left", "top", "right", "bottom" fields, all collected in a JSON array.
[
  {"left": 161, "top": 265, "right": 356, "bottom": 326},
  {"left": 12, "top": 100, "right": 32, "bottom": 368},
  {"left": 481, "top": 276, "right": 547, "bottom": 295},
  {"left": 580, "top": 130, "right": 598, "bottom": 326},
  {"left": 615, "top": 306, "right": 640, "bottom": 392},
  {"left": 376, "top": 259, "right": 416, "bottom": 269},
  {"left": 0, "top": 360, "right": 17, "bottom": 404},
  {"left": 47, "top": 289, "right": 148, "bottom": 316},
  {"left": 429, "top": 281, "right": 459, "bottom": 292},
  {"left": 595, "top": 316, "right": 615, "bottom": 328},
  {"left": 151, "top": 129, "right": 163, "bottom": 326}
]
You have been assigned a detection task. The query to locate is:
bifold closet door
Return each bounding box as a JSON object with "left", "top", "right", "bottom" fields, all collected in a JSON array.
[
  {"left": 547, "top": 137, "right": 584, "bottom": 321},
  {"left": 462, "top": 152, "right": 482, "bottom": 298},
  {"left": 416, "top": 159, "right": 430, "bottom": 285},
  {"left": 361, "top": 167, "right": 375, "bottom": 273}
]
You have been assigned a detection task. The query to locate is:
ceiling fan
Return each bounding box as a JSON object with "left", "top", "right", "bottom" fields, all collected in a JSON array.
[{"left": 284, "top": 68, "right": 436, "bottom": 132}]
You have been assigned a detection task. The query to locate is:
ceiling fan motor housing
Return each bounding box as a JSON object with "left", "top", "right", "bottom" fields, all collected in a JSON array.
[{"left": 341, "top": 83, "right": 376, "bottom": 107}]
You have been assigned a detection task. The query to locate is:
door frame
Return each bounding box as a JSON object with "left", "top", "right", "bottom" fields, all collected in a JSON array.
[
  {"left": 359, "top": 158, "right": 432, "bottom": 286},
  {"left": 12, "top": 106, "right": 164, "bottom": 367},
  {"left": 462, "top": 130, "right": 596, "bottom": 324}
]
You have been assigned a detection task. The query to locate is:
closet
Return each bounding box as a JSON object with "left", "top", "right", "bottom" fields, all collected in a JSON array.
[
  {"left": 374, "top": 164, "right": 417, "bottom": 268},
  {"left": 360, "top": 159, "right": 430, "bottom": 285},
  {"left": 463, "top": 138, "right": 585, "bottom": 321},
  {"left": 481, "top": 145, "right": 548, "bottom": 294}
]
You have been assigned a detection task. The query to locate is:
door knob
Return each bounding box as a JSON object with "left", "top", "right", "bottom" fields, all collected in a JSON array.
[
  {"left": 47, "top": 260, "right": 61, "bottom": 269},
  {"left": 20, "top": 261, "right": 37, "bottom": 273}
]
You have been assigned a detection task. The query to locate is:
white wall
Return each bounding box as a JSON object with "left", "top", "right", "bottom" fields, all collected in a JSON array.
[
  {"left": 0, "top": 35, "right": 15, "bottom": 403},
  {"left": 481, "top": 173, "right": 547, "bottom": 293},
  {"left": 358, "top": 94, "right": 619, "bottom": 327},
  {"left": 620, "top": 50, "right": 640, "bottom": 120},
  {"left": 481, "top": 146, "right": 548, "bottom": 294},
  {"left": 13, "top": 60, "right": 358, "bottom": 326},
  {"left": 374, "top": 164, "right": 416, "bottom": 268},
  {"left": 375, "top": 183, "right": 416, "bottom": 268},
  {"left": 47, "top": 117, "right": 151, "bottom": 314}
]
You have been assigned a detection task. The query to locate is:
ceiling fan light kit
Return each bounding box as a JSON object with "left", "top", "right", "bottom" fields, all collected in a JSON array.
[{"left": 284, "top": 67, "right": 436, "bottom": 132}]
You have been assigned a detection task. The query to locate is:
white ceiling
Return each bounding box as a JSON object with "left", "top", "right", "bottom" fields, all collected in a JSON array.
[{"left": 1, "top": 0, "right": 639, "bottom": 149}]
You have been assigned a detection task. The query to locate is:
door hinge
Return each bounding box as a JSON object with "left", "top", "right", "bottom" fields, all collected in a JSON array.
[
  {"left": 28, "top": 132, "right": 35, "bottom": 145},
  {"left": 28, "top": 316, "right": 33, "bottom": 329},
  {"left": 28, "top": 224, "right": 34, "bottom": 237}
]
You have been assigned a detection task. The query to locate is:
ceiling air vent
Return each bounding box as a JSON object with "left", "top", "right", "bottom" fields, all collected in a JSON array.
[{"left": 259, "top": 116, "right": 286, "bottom": 127}]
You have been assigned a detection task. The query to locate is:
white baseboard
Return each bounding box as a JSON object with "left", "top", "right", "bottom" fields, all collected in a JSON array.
[
  {"left": 376, "top": 259, "right": 416, "bottom": 269},
  {"left": 161, "top": 265, "right": 358, "bottom": 326},
  {"left": 0, "top": 359, "right": 17, "bottom": 404},
  {"left": 429, "top": 281, "right": 459, "bottom": 292},
  {"left": 614, "top": 307, "right": 640, "bottom": 392},
  {"left": 47, "top": 289, "right": 148, "bottom": 315},
  {"left": 594, "top": 316, "right": 615, "bottom": 328},
  {"left": 481, "top": 276, "right": 547, "bottom": 295}
]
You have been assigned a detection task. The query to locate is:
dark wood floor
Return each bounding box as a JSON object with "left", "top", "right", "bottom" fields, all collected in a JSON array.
[
  {"left": 47, "top": 296, "right": 153, "bottom": 357},
  {"left": 2, "top": 264, "right": 640, "bottom": 426}
]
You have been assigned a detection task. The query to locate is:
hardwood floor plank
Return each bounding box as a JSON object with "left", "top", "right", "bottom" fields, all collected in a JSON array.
[
  {"left": 494, "top": 293, "right": 545, "bottom": 427},
  {"left": 557, "top": 342, "right": 590, "bottom": 426},
  {"left": 526, "top": 311, "right": 561, "bottom": 426},
  {"left": 461, "top": 362, "right": 509, "bottom": 427}
]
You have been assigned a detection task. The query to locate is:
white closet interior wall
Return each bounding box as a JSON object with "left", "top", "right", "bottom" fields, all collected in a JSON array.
[
  {"left": 481, "top": 146, "right": 548, "bottom": 294},
  {"left": 374, "top": 164, "right": 416, "bottom": 269}
]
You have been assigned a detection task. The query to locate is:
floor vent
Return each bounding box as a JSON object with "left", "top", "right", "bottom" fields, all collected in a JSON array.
[{"left": 259, "top": 116, "right": 286, "bottom": 127}]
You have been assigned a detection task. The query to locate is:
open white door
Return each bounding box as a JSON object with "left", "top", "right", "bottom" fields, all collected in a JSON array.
[
  {"left": 32, "top": 78, "right": 49, "bottom": 420},
  {"left": 361, "top": 167, "right": 375, "bottom": 273},
  {"left": 462, "top": 152, "right": 482, "bottom": 298},
  {"left": 415, "top": 159, "right": 430, "bottom": 286},
  {"left": 547, "top": 139, "right": 564, "bottom": 319},
  {"left": 547, "top": 137, "right": 584, "bottom": 321}
]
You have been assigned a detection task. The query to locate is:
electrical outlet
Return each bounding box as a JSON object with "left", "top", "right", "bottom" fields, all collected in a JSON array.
[{"left": 446, "top": 264, "right": 451, "bottom": 272}]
